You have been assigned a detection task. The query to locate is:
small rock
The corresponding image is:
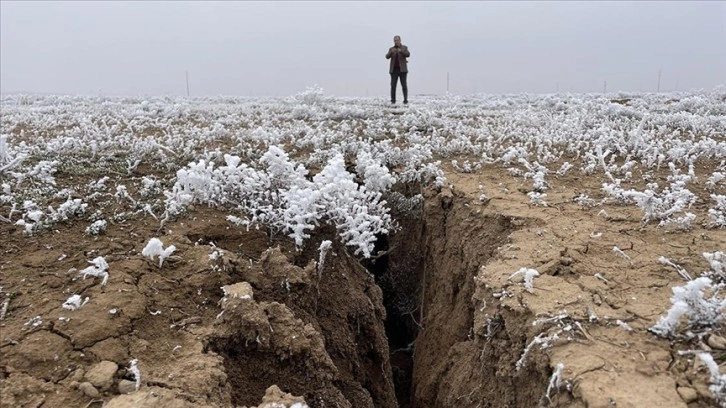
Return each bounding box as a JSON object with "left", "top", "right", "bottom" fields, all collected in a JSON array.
[
  {"left": 69, "top": 368, "right": 85, "bottom": 383},
  {"left": 593, "top": 294, "right": 602, "bottom": 306},
  {"left": 707, "top": 334, "right": 726, "bottom": 350},
  {"left": 560, "top": 257, "right": 573, "bottom": 266},
  {"left": 85, "top": 360, "right": 118, "bottom": 390},
  {"left": 118, "top": 379, "right": 137, "bottom": 394},
  {"left": 676, "top": 386, "right": 698, "bottom": 403},
  {"left": 693, "top": 381, "right": 712, "bottom": 400},
  {"left": 79, "top": 382, "right": 100, "bottom": 398}
]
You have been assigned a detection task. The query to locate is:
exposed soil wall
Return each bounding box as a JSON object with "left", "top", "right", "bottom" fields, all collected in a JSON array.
[
  {"left": 2, "top": 168, "right": 725, "bottom": 408},
  {"left": 0, "top": 211, "right": 398, "bottom": 408}
]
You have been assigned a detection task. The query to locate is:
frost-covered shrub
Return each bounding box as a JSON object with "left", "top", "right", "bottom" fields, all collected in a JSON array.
[
  {"left": 517, "top": 313, "right": 576, "bottom": 371},
  {"left": 519, "top": 158, "right": 549, "bottom": 193},
  {"left": 357, "top": 151, "right": 396, "bottom": 193},
  {"left": 87, "top": 176, "right": 110, "bottom": 192},
  {"left": 55, "top": 198, "right": 88, "bottom": 221},
  {"left": 312, "top": 154, "right": 393, "bottom": 257},
  {"left": 451, "top": 159, "right": 482, "bottom": 173},
  {"left": 387, "top": 192, "right": 423, "bottom": 216},
  {"left": 697, "top": 352, "right": 726, "bottom": 407},
  {"left": 165, "top": 146, "right": 394, "bottom": 258},
  {"left": 85, "top": 219, "right": 107, "bottom": 236},
  {"left": 62, "top": 294, "right": 88, "bottom": 311},
  {"left": 0, "top": 134, "right": 25, "bottom": 174},
  {"left": 139, "top": 176, "right": 162, "bottom": 198},
  {"left": 142, "top": 238, "right": 176, "bottom": 268},
  {"left": 574, "top": 194, "right": 597, "bottom": 208},
  {"left": 527, "top": 191, "right": 548, "bottom": 206},
  {"left": 604, "top": 166, "right": 698, "bottom": 229},
  {"left": 79, "top": 256, "right": 109, "bottom": 286},
  {"left": 22, "top": 160, "right": 59, "bottom": 187},
  {"left": 317, "top": 240, "right": 332, "bottom": 273},
  {"left": 706, "top": 172, "right": 725, "bottom": 190},
  {"left": 128, "top": 359, "right": 141, "bottom": 391},
  {"left": 509, "top": 267, "right": 540, "bottom": 293},
  {"left": 649, "top": 277, "right": 725, "bottom": 338},
  {"left": 703, "top": 251, "right": 726, "bottom": 282},
  {"left": 14, "top": 197, "right": 88, "bottom": 235},
  {"left": 291, "top": 85, "right": 333, "bottom": 106},
  {"left": 709, "top": 195, "right": 726, "bottom": 228}
]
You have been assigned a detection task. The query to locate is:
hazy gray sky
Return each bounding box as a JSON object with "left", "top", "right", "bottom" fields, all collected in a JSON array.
[{"left": 1, "top": 1, "right": 724, "bottom": 97}]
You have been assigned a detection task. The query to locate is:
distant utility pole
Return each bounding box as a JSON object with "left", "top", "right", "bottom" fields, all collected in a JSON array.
[
  {"left": 603, "top": 80, "right": 607, "bottom": 94},
  {"left": 657, "top": 69, "right": 662, "bottom": 93},
  {"left": 446, "top": 72, "right": 450, "bottom": 93},
  {"left": 186, "top": 71, "right": 190, "bottom": 97}
]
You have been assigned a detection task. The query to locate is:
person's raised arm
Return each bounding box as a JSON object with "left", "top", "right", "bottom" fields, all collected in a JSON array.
[
  {"left": 401, "top": 46, "right": 410, "bottom": 58},
  {"left": 386, "top": 47, "right": 395, "bottom": 59}
]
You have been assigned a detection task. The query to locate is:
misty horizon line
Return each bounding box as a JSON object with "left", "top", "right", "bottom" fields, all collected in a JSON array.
[{"left": 2, "top": 86, "right": 723, "bottom": 100}]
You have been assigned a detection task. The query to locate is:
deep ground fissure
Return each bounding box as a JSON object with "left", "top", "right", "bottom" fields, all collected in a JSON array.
[
  {"left": 202, "top": 190, "right": 547, "bottom": 407},
  {"left": 365, "top": 214, "right": 426, "bottom": 408}
]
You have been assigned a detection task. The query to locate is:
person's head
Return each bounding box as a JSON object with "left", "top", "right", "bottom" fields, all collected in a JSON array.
[{"left": 393, "top": 35, "right": 401, "bottom": 47}]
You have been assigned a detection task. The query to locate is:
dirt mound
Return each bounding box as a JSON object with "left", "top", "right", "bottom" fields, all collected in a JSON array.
[{"left": 0, "top": 208, "right": 396, "bottom": 407}]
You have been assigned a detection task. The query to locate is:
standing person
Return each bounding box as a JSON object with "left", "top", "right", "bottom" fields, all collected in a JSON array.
[{"left": 385, "top": 35, "right": 410, "bottom": 104}]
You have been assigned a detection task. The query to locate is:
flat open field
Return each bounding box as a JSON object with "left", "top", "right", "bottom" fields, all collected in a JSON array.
[{"left": 1, "top": 89, "right": 725, "bottom": 408}]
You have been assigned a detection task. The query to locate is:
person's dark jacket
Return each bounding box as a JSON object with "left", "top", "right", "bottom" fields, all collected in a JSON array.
[{"left": 386, "top": 45, "right": 410, "bottom": 73}]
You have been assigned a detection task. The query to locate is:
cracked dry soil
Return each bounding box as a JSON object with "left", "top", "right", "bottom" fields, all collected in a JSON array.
[{"left": 1, "top": 162, "right": 725, "bottom": 408}]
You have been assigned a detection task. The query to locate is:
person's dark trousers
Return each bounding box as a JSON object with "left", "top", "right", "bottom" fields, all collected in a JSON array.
[{"left": 390, "top": 70, "right": 408, "bottom": 104}]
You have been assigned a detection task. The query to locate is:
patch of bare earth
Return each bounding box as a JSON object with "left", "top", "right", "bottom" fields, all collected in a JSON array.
[{"left": 1, "top": 162, "right": 725, "bottom": 407}]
